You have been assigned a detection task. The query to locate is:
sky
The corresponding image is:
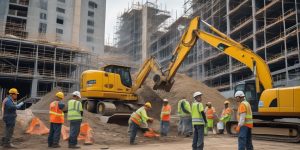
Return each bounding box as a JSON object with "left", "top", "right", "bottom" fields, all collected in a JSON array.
[{"left": 105, "top": 0, "right": 184, "bottom": 45}]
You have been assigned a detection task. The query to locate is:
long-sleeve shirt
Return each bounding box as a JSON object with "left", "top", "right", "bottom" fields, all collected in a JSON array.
[{"left": 2, "top": 96, "right": 23, "bottom": 124}]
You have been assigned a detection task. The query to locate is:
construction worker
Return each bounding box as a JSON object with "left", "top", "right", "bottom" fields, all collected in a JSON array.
[
  {"left": 160, "top": 99, "right": 171, "bottom": 136},
  {"left": 1, "top": 88, "right": 24, "bottom": 148},
  {"left": 191, "top": 91, "right": 207, "bottom": 150},
  {"left": 67, "top": 91, "right": 83, "bottom": 149},
  {"left": 235, "top": 91, "right": 253, "bottom": 150},
  {"left": 220, "top": 100, "right": 232, "bottom": 133},
  {"left": 204, "top": 102, "right": 216, "bottom": 134},
  {"left": 128, "top": 102, "right": 153, "bottom": 145},
  {"left": 48, "top": 92, "right": 65, "bottom": 148},
  {"left": 177, "top": 99, "right": 192, "bottom": 137}
]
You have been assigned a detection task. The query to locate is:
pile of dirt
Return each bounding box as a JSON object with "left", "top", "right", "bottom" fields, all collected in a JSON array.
[
  {"left": 30, "top": 87, "right": 62, "bottom": 110},
  {"left": 138, "top": 74, "right": 228, "bottom": 118}
]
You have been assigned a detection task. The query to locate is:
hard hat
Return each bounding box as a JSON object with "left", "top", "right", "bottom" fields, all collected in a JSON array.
[
  {"left": 72, "top": 91, "right": 81, "bottom": 98},
  {"left": 144, "top": 102, "right": 152, "bottom": 108},
  {"left": 56, "top": 92, "right": 64, "bottom": 99},
  {"left": 207, "top": 102, "right": 212, "bottom": 105},
  {"left": 9, "top": 88, "right": 19, "bottom": 94},
  {"left": 224, "top": 100, "right": 230, "bottom": 104},
  {"left": 163, "top": 99, "right": 168, "bottom": 102},
  {"left": 193, "top": 91, "right": 202, "bottom": 98},
  {"left": 234, "top": 91, "right": 245, "bottom": 98}
]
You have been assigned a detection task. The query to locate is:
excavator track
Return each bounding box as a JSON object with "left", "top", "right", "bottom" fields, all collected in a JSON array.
[{"left": 226, "top": 121, "right": 300, "bottom": 143}]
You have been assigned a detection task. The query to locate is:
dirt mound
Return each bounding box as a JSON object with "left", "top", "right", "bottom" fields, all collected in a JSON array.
[
  {"left": 138, "top": 74, "right": 227, "bottom": 118},
  {"left": 30, "top": 87, "right": 62, "bottom": 110}
]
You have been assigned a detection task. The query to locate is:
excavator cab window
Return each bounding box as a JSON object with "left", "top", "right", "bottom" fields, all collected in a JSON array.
[
  {"left": 104, "top": 65, "right": 132, "bottom": 88},
  {"left": 234, "top": 82, "right": 258, "bottom": 112}
]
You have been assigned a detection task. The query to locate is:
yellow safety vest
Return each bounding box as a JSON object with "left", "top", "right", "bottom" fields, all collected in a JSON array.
[{"left": 191, "top": 102, "right": 205, "bottom": 125}]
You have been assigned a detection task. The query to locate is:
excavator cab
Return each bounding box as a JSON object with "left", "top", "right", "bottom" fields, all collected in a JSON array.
[
  {"left": 102, "top": 65, "right": 132, "bottom": 88},
  {"left": 234, "top": 80, "right": 259, "bottom": 113}
]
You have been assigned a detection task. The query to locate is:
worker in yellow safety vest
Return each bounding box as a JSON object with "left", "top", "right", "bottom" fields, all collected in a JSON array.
[
  {"left": 204, "top": 102, "right": 216, "bottom": 134},
  {"left": 128, "top": 102, "right": 153, "bottom": 145},
  {"left": 177, "top": 99, "right": 193, "bottom": 137},
  {"left": 235, "top": 91, "right": 253, "bottom": 150},
  {"left": 48, "top": 92, "right": 65, "bottom": 148},
  {"left": 191, "top": 92, "right": 207, "bottom": 150},
  {"left": 220, "top": 100, "right": 232, "bottom": 132},
  {"left": 160, "top": 99, "right": 171, "bottom": 136},
  {"left": 67, "top": 91, "right": 83, "bottom": 149}
]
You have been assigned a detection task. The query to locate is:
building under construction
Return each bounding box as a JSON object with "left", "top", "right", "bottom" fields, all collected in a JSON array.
[
  {"left": 115, "top": 2, "right": 170, "bottom": 68},
  {"left": 117, "top": 0, "right": 300, "bottom": 96},
  {"left": 0, "top": 0, "right": 100, "bottom": 100}
]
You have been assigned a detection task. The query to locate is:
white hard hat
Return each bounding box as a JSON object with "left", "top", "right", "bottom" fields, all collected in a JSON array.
[
  {"left": 163, "top": 99, "right": 168, "bottom": 102},
  {"left": 234, "top": 91, "right": 245, "bottom": 98},
  {"left": 72, "top": 91, "right": 81, "bottom": 98},
  {"left": 193, "top": 91, "right": 203, "bottom": 98}
]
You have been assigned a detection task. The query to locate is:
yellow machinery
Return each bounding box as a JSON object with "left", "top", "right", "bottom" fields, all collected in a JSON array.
[{"left": 81, "top": 16, "right": 300, "bottom": 141}]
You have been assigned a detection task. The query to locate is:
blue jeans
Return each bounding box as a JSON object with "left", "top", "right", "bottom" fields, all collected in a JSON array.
[
  {"left": 160, "top": 121, "right": 170, "bottom": 136},
  {"left": 178, "top": 116, "right": 193, "bottom": 136},
  {"left": 69, "top": 120, "right": 82, "bottom": 146},
  {"left": 48, "top": 123, "right": 62, "bottom": 146},
  {"left": 192, "top": 125, "right": 204, "bottom": 150},
  {"left": 238, "top": 126, "right": 253, "bottom": 150},
  {"left": 129, "top": 121, "right": 139, "bottom": 144},
  {"left": 2, "top": 122, "right": 15, "bottom": 145}
]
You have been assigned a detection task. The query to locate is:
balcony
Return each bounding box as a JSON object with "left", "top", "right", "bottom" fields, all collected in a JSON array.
[{"left": 8, "top": 9, "right": 28, "bottom": 18}]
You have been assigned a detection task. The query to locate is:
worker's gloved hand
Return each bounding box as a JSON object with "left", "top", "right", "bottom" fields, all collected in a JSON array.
[
  {"left": 235, "top": 126, "right": 240, "bottom": 133},
  {"left": 148, "top": 118, "right": 154, "bottom": 123},
  {"left": 16, "top": 102, "right": 24, "bottom": 109}
]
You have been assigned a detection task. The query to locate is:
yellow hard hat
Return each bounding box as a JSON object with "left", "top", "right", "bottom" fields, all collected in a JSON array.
[
  {"left": 9, "top": 88, "right": 19, "bottom": 94},
  {"left": 144, "top": 102, "right": 152, "bottom": 108},
  {"left": 224, "top": 100, "right": 230, "bottom": 104},
  {"left": 56, "top": 92, "right": 64, "bottom": 99}
]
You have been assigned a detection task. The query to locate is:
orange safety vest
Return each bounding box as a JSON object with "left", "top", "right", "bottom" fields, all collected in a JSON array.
[
  {"left": 206, "top": 108, "right": 215, "bottom": 119},
  {"left": 161, "top": 104, "right": 171, "bottom": 121},
  {"left": 237, "top": 101, "right": 253, "bottom": 128},
  {"left": 49, "top": 101, "right": 64, "bottom": 123},
  {"left": 130, "top": 112, "right": 142, "bottom": 126},
  {"left": 222, "top": 108, "right": 232, "bottom": 117}
]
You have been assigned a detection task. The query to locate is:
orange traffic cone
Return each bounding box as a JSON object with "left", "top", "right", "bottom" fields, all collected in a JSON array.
[{"left": 26, "top": 117, "right": 49, "bottom": 135}]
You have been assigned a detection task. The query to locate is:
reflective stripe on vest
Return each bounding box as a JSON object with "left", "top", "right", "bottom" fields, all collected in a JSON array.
[
  {"left": 49, "top": 101, "right": 64, "bottom": 123},
  {"left": 130, "top": 112, "right": 142, "bottom": 126},
  {"left": 178, "top": 100, "right": 190, "bottom": 117},
  {"left": 161, "top": 104, "right": 171, "bottom": 121},
  {"left": 191, "top": 102, "right": 204, "bottom": 125},
  {"left": 206, "top": 108, "right": 214, "bottom": 119},
  {"left": 238, "top": 101, "right": 253, "bottom": 125},
  {"left": 67, "top": 100, "right": 82, "bottom": 121}
]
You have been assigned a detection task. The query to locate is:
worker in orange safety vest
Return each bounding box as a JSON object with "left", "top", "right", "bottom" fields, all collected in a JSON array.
[
  {"left": 48, "top": 92, "right": 65, "bottom": 148},
  {"left": 235, "top": 91, "right": 253, "bottom": 150},
  {"left": 160, "top": 99, "right": 171, "bottom": 136},
  {"left": 204, "top": 102, "right": 216, "bottom": 134}
]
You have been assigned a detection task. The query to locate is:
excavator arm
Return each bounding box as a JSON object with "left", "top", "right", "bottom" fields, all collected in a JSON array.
[
  {"left": 154, "top": 16, "right": 273, "bottom": 92},
  {"left": 131, "top": 56, "right": 163, "bottom": 93}
]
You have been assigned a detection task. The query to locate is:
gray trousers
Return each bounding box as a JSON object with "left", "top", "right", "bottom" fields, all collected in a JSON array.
[{"left": 2, "top": 122, "right": 15, "bottom": 145}]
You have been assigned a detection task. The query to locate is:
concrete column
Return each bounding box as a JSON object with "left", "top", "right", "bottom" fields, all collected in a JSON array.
[
  {"left": 226, "top": 0, "right": 233, "bottom": 90},
  {"left": 31, "top": 45, "right": 39, "bottom": 98},
  {"left": 53, "top": 47, "right": 57, "bottom": 89},
  {"left": 295, "top": 0, "right": 300, "bottom": 63},
  {"left": 264, "top": 0, "right": 267, "bottom": 60},
  {"left": 252, "top": 0, "right": 257, "bottom": 52},
  {"left": 141, "top": 6, "right": 148, "bottom": 63},
  {"left": 281, "top": 0, "right": 289, "bottom": 84},
  {"left": 15, "top": 41, "right": 21, "bottom": 75}
]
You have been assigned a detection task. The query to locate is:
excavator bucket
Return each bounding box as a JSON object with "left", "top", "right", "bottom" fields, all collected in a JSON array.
[
  {"left": 153, "top": 74, "right": 175, "bottom": 92},
  {"left": 98, "top": 113, "right": 131, "bottom": 126}
]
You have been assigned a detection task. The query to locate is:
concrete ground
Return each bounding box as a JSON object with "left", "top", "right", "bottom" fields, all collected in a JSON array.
[{"left": 108, "top": 135, "right": 300, "bottom": 150}]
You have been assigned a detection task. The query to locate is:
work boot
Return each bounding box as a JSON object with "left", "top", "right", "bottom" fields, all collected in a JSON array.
[
  {"left": 51, "top": 144, "right": 61, "bottom": 148},
  {"left": 129, "top": 142, "right": 137, "bottom": 145},
  {"left": 3, "top": 143, "right": 18, "bottom": 149},
  {"left": 69, "top": 145, "right": 81, "bottom": 149}
]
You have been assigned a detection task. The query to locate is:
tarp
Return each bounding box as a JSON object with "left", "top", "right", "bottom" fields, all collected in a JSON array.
[
  {"left": 26, "top": 117, "right": 49, "bottom": 135},
  {"left": 61, "top": 123, "right": 94, "bottom": 144}
]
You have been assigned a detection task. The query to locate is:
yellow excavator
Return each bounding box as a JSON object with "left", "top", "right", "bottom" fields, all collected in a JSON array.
[
  {"left": 81, "top": 16, "right": 300, "bottom": 142},
  {"left": 163, "top": 16, "right": 300, "bottom": 142}
]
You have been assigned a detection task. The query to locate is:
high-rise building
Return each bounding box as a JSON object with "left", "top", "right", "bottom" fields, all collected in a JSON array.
[{"left": 0, "top": 0, "right": 106, "bottom": 55}]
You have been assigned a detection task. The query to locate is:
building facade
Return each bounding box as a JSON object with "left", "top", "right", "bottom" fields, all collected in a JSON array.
[{"left": 0, "top": 0, "right": 106, "bottom": 55}]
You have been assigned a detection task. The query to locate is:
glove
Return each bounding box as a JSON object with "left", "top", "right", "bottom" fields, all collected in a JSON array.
[
  {"left": 235, "top": 126, "right": 240, "bottom": 133},
  {"left": 16, "top": 102, "right": 24, "bottom": 109},
  {"left": 148, "top": 118, "right": 154, "bottom": 123}
]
